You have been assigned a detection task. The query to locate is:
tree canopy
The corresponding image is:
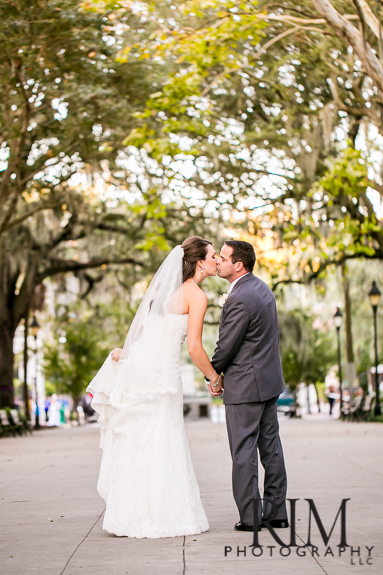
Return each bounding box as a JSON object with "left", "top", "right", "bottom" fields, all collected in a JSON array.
[
  {"left": 113, "top": 0, "right": 383, "bottom": 285},
  {"left": 0, "top": 0, "right": 213, "bottom": 407},
  {"left": 2, "top": 0, "right": 383, "bottom": 407}
]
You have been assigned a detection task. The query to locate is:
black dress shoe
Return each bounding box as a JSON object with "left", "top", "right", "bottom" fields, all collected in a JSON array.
[
  {"left": 234, "top": 521, "right": 261, "bottom": 532},
  {"left": 261, "top": 519, "right": 289, "bottom": 529}
]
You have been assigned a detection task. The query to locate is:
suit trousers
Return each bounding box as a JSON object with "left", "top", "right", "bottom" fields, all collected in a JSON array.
[{"left": 225, "top": 396, "right": 288, "bottom": 525}]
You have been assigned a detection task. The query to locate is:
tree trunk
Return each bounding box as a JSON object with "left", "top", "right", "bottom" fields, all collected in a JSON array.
[
  {"left": 72, "top": 397, "right": 80, "bottom": 413},
  {"left": 341, "top": 262, "right": 355, "bottom": 363},
  {"left": 0, "top": 253, "right": 41, "bottom": 408},
  {"left": 23, "top": 310, "right": 30, "bottom": 420},
  {"left": 0, "top": 311, "right": 16, "bottom": 408},
  {"left": 313, "top": 381, "right": 321, "bottom": 413}
]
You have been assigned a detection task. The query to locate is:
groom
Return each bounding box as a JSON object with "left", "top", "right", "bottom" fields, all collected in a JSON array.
[{"left": 207, "top": 240, "right": 288, "bottom": 532}]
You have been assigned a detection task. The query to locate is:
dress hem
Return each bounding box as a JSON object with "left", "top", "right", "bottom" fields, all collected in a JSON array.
[{"left": 102, "top": 524, "right": 210, "bottom": 539}]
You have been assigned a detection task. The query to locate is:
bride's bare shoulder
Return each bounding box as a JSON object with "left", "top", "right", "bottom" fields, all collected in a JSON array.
[{"left": 183, "top": 281, "right": 208, "bottom": 306}]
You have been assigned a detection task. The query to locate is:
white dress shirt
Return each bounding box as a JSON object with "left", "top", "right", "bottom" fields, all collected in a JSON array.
[{"left": 227, "top": 273, "right": 250, "bottom": 295}]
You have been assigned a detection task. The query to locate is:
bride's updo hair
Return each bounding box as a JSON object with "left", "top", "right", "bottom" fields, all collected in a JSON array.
[{"left": 182, "top": 236, "right": 212, "bottom": 283}]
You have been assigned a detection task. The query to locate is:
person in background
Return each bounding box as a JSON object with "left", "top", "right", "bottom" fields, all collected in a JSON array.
[
  {"left": 44, "top": 399, "right": 50, "bottom": 423},
  {"left": 47, "top": 394, "right": 61, "bottom": 426},
  {"left": 326, "top": 385, "right": 337, "bottom": 416},
  {"left": 60, "top": 400, "right": 66, "bottom": 425}
]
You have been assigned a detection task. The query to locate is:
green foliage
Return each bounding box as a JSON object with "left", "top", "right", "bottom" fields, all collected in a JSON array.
[
  {"left": 44, "top": 380, "right": 57, "bottom": 397},
  {"left": 2, "top": 0, "right": 382, "bottom": 410},
  {"left": 315, "top": 146, "right": 369, "bottom": 200},
  {"left": 356, "top": 347, "right": 372, "bottom": 377},
  {"left": 0, "top": 0, "right": 219, "bottom": 408},
  {"left": 43, "top": 296, "right": 140, "bottom": 404},
  {"left": 111, "top": 0, "right": 383, "bottom": 285},
  {"left": 304, "top": 146, "right": 378, "bottom": 257},
  {"left": 365, "top": 414, "right": 383, "bottom": 424},
  {"left": 315, "top": 381, "right": 326, "bottom": 403},
  {"left": 279, "top": 308, "right": 336, "bottom": 389},
  {"left": 43, "top": 308, "right": 109, "bottom": 404}
]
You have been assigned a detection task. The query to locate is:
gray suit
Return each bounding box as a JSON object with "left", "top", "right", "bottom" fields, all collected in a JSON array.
[{"left": 212, "top": 273, "right": 288, "bottom": 524}]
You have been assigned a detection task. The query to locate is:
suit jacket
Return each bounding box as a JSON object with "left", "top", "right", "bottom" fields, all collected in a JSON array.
[{"left": 211, "top": 273, "right": 285, "bottom": 404}]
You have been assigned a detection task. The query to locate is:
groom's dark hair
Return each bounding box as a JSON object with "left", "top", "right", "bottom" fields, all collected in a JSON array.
[{"left": 224, "top": 240, "right": 256, "bottom": 272}]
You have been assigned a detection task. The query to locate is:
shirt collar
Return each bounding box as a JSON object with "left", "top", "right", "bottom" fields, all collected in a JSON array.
[{"left": 227, "top": 272, "right": 250, "bottom": 295}]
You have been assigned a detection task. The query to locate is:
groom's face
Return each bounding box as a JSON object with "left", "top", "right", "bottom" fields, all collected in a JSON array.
[{"left": 217, "top": 244, "right": 241, "bottom": 281}]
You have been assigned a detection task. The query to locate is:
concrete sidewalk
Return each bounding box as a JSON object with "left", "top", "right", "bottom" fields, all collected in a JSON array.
[{"left": 1, "top": 416, "right": 382, "bottom": 575}]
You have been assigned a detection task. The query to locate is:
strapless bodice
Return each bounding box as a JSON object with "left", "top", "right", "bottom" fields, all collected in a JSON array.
[{"left": 164, "top": 313, "right": 188, "bottom": 343}]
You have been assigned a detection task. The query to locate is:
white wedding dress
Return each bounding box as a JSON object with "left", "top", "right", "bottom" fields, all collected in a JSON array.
[{"left": 87, "top": 312, "right": 209, "bottom": 538}]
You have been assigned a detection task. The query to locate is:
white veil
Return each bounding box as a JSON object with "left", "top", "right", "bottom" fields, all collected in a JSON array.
[
  {"left": 120, "top": 244, "right": 184, "bottom": 362},
  {"left": 86, "top": 245, "right": 185, "bottom": 408},
  {"left": 85, "top": 245, "right": 185, "bottom": 500}
]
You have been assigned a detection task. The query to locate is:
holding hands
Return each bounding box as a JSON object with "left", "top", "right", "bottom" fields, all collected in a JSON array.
[{"left": 207, "top": 371, "right": 224, "bottom": 397}]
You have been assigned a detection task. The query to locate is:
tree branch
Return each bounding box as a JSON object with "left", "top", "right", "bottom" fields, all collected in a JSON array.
[
  {"left": 19, "top": 140, "right": 79, "bottom": 186},
  {"left": 80, "top": 272, "right": 105, "bottom": 299},
  {"left": 201, "top": 26, "right": 301, "bottom": 97},
  {"left": 312, "top": 0, "right": 383, "bottom": 97},
  {"left": 200, "top": 18, "right": 340, "bottom": 98},
  {"left": 0, "top": 190, "right": 19, "bottom": 232},
  {"left": 38, "top": 256, "right": 144, "bottom": 283},
  {"left": 271, "top": 250, "right": 383, "bottom": 291},
  {"left": 257, "top": 12, "right": 359, "bottom": 27},
  {"left": 327, "top": 74, "right": 382, "bottom": 128},
  {"left": 96, "top": 222, "right": 135, "bottom": 234},
  {"left": 0, "top": 201, "right": 61, "bottom": 234},
  {"left": 352, "top": 0, "right": 381, "bottom": 39},
  {"left": 352, "top": 0, "right": 369, "bottom": 42}
]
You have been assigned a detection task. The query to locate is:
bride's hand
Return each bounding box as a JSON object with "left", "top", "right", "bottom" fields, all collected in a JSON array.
[
  {"left": 209, "top": 384, "right": 223, "bottom": 397},
  {"left": 208, "top": 374, "right": 223, "bottom": 396},
  {"left": 111, "top": 348, "right": 122, "bottom": 362}
]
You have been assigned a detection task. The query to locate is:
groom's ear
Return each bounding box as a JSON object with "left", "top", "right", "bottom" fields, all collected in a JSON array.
[{"left": 234, "top": 261, "right": 244, "bottom": 272}]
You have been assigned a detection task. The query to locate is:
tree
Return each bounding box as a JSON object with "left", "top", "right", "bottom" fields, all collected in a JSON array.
[
  {"left": 43, "top": 308, "right": 108, "bottom": 410},
  {"left": 312, "top": 0, "right": 383, "bottom": 97},
  {"left": 43, "top": 299, "right": 137, "bottom": 408},
  {"left": 121, "top": 1, "right": 383, "bottom": 280},
  {"left": 106, "top": 1, "right": 383, "bottom": 384},
  {"left": 278, "top": 307, "right": 336, "bottom": 390},
  {"left": 0, "top": 1, "right": 211, "bottom": 407}
]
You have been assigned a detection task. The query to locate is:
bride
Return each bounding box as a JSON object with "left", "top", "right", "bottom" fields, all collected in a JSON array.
[{"left": 86, "top": 236, "right": 223, "bottom": 538}]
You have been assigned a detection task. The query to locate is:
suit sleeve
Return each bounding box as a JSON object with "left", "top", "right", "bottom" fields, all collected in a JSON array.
[{"left": 211, "top": 298, "right": 250, "bottom": 374}]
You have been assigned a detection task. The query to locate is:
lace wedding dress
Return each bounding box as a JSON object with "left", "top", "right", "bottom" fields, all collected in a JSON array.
[{"left": 87, "top": 248, "right": 209, "bottom": 538}]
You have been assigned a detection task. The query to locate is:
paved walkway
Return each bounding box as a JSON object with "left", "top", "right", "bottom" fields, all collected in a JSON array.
[{"left": 1, "top": 416, "right": 382, "bottom": 575}]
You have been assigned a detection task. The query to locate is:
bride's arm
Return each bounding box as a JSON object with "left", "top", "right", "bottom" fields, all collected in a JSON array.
[{"left": 187, "top": 290, "right": 222, "bottom": 392}]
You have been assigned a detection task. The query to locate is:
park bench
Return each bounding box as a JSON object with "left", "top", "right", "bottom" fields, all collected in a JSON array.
[
  {"left": 183, "top": 396, "right": 212, "bottom": 420},
  {"left": 360, "top": 393, "right": 375, "bottom": 421},
  {"left": 0, "top": 409, "right": 31, "bottom": 437},
  {"left": 9, "top": 409, "right": 31, "bottom": 435},
  {"left": 341, "top": 394, "right": 363, "bottom": 420},
  {"left": 0, "top": 409, "right": 15, "bottom": 437}
]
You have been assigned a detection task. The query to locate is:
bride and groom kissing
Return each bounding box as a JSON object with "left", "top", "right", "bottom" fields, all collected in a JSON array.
[{"left": 87, "top": 236, "right": 288, "bottom": 538}]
